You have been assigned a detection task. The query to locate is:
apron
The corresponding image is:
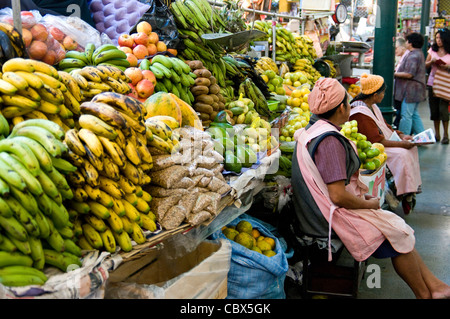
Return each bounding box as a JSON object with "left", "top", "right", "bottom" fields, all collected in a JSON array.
[
  {"left": 350, "top": 103, "right": 422, "bottom": 196},
  {"left": 294, "top": 120, "right": 415, "bottom": 262}
]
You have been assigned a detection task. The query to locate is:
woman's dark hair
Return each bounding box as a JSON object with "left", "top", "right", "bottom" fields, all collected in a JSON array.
[
  {"left": 350, "top": 82, "right": 386, "bottom": 104},
  {"left": 319, "top": 94, "right": 349, "bottom": 119},
  {"left": 431, "top": 29, "right": 450, "bottom": 54},
  {"left": 405, "top": 32, "right": 424, "bottom": 49}
]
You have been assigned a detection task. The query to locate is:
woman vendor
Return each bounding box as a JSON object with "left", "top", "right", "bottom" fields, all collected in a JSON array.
[
  {"left": 349, "top": 73, "right": 422, "bottom": 215},
  {"left": 290, "top": 77, "right": 450, "bottom": 299}
]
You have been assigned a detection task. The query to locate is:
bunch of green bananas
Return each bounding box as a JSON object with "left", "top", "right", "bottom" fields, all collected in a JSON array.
[
  {"left": 170, "top": 0, "right": 232, "bottom": 89},
  {"left": 58, "top": 43, "right": 130, "bottom": 73},
  {"left": 61, "top": 91, "right": 157, "bottom": 253},
  {"left": 0, "top": 22, "right": 27, "bottom": 67},
  {"left": 0, "top": 58, "right": 82, "bottom": 131},
  {"left": 68, "top": 65, "right": 132, "bottom": 101},
  {"left": 238, "top": 78, "right": 270, "bottom": 118},
  {"left": 140, "top": 55, "right": 195, "bottom": 105},
  {"left": 0, "top": 119, "right": 83, "bottom": 287}
]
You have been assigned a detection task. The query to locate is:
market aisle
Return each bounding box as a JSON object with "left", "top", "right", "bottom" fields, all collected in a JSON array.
[{"left": 357, "top": 100, "right": 450, "bottom": 299}]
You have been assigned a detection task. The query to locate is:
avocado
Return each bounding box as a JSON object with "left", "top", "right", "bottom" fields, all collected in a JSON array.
[
  {"left": 224, "top": 150, "right": 242, "bottom": 173},
  {"left": 214, "top": 110, "right": 231, "bottom": 124}
]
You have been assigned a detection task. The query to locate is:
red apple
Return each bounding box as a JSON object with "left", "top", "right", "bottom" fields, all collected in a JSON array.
[
  {"left": 133, "top": 32, "right": 149, "bottom": 46},
  {"left": 28, "top": 40, "right": 48, "bottom": 60},
  {"left": 48, "top": 26, "right": 65, "bottom": 42},
  {"left": 124, "top": 67, "right": 144, "bottom": 86},
  {"left": 136, "top": 21, "right": 152, "bottom": 35},
  {"left": 118, "top": 34, "right": 134, "bottom": 48},
  {"left": 126, "top": 53, "right": 138, "bottom": 67},
  {"left": 141, "top": 70, "right": 157, "bottom": 86},
  {"left": 22, "top": 28, "right": 32, "bottom": 47},
  {"left": 62, "top": 36, "right": 78, "bottom": 50},
  {"left": 118, "top": 46, "right": 133, "bottom": 54},
  {"left": 132, "top": 44, "right": 148, "bottom": 59},
  {"left": 30, "top": 23, "right": 48, "bottom": 42},
  {"left": 136, "top": 79, "right": 154, "bottom": 99}
]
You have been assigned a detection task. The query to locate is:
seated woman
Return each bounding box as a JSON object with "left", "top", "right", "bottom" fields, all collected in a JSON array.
[
  {"left": 291, "top": 78, "right": 450, "bottom": 299},
  {"left": 349, "top": 73, "right": 421, "bottom": 215}
]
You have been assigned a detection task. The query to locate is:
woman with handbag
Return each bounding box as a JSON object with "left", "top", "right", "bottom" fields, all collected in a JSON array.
[{"left": 425, "top": 28, "right": 450, "bottom": 144}]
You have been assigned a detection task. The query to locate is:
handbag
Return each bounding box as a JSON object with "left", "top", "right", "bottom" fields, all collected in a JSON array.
[{"left": 432, "top": 68, "right": 450, "bottom": 101}]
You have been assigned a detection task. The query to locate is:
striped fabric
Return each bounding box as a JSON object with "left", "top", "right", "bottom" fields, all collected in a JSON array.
[{"left": 432, "top": 69, "right": 450, "bottom": 102}]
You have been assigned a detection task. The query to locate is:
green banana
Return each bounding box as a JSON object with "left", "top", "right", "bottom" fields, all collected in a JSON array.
[
  {"left": 0, "top": 235, "right": 17, "bottom": 252},
  {"left": 43, "top": 249, "right": 81, "bottom": 272},
  {"left": 34, "top": 209, "right": 51, "bottom": 239},
  {"left": 0, "top": 265, "right": 47, "bottom": 281},
  {"left": 0, "top": 155, "right": 27, "bottom": 191},
  {"left": 58, "top": 58, "right": 87, "bottom": 70},
  {"left": 3, "top": 194, "right": 40, "bottom": 236},
  {"left": 36, "top": 170, "right": 62, "bottom": 204},
  {"left": 151, "top": 62, "right": 172, "bottom": 78},
  {"left": 0, "top": 152, "right": 43, "bottom": 196},
  {"left": 0, "top": 251, "right": 33, "bottom": 268},
  {"left": 151, "top": 55, "right": 173, "bottom": 69},
  {"left": 84, "top": 43, "right": 96, "bottom": 64},
  {"left": 8, "top": 136, "right": 54, "bottom": 173},
  {"left": 0, "top": 215, "right": 28, "bottom": 242},
  {"left": 64, "top": 50, "right": 90, "bottom": 65},
  {"left": 12, "top": 126, "right": 64, "bottom": 158},
  {"left": 93, "top": 49, "right": 127, "bottom": 65},
  {"left": 28, "top": 236, "right": 45, "bottom": 270},
  {"left": 0, "top": 139, "right": 40, "bottom": 176},
  {"left": 6, "top": 233, "right": 31, "bottom": 255},
  {"left": 185, "top": 0, "right": 210, "bottom": 30},
  {"left": 92, "top": 43, "right": 118, "bottom": 60}
]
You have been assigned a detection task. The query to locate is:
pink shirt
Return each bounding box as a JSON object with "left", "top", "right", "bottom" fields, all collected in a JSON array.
[{"left": 427, "top": 48, "right": 450, "bottom": 86}]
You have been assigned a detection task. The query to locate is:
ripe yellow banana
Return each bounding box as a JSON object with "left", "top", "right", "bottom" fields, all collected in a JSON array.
[
  {"left": 87, "top": 201, "right": 110, "bottom": 220},
  {"left": 145, "top": 118, "right": 173, "bottom": 140},
  {"left": 98, "top": 189, "right": 114, "bottom": 208},
  {"left": 98, "top": 176, "right": 123, "bottom": 199},
  {"left": 14, "top": 71, "right": 44, "bottom": 89},
  {"left": 2, "top": 58, "right": 35, "bottom": 73},
  {"left": 101, "top": 156, "right": 120, "bottom": 181},
  {"left": 91, "top": 91, "right": 143, "bottom": 120},
  {"left": 78, "top": 114, "right": 118, "bottom": 141},
  {"left": 2, "top": 71, "right": 28, "bottom": 90},
  {"left": 77, "top": 128, "right": 103, "bottom": 158},
  {"left": 80, "top": 159, "right": 99, "bottom": 187},
  {"left": 121, "top": 198, "right": 141, "bottom": 222},
  {"left": 64, "top": 129, "right": 86, "bottom": 156},
  {"left": 99, "top": 226, "right": 116, "bottom": 253},
  {"left": 107, "top": 210, "right": 124, "bottom": 234},
  {"left": 84, "top": 144, "right": 103, "bottom": 172},
  {"left": 62, "top": 90, "right": 81, "bottom": 116},
  {"left": 111, "top": 197, "right": 126, "bottom": 217},
  {"left": 135, "top": 197, "right": 151, "bottom": 214},
  {"left": 130, "top": 221, "right": 146, "bottom": 245},
  {"left": 139, "top": 212, "right": 157, "bottom": 232},
  {"left": 148, "top": 115, "right": 180, "bottom": 129},
  {"left": 77, "top": 235, "right": 94, "bottom": 250},
  {"left": 1, "top": 94, "right": 40, "bottom": 109},
  {"left": 120, "top": 215, "right": 133, "bottom": 234},
  {"left": 72, "top": 187, "right": 88, "bottom": 202},
  {"left": 58, "top": 71, "right": 83, "bottom": 102},
  {"left": 70, "top": 69, "right": 89, "bottom": 90},
  {"left": 82, "top": 223, "right": 103, "bottom": 249},
  {"left": 117, "top": 175, "right": 136, "bottom": 194},
  {"left": 84, "top": 183, "right": 102, "bottom": 201},
  {"left": 97, "top": 136, "right": 126, "bottom": 168},
  {"left": 84, "top": 214, "right": 107, "bottom": 232},
  {"left": 112, "top": 229, "right": 132, "bottom": 252},
  {"left": 124, "top": 139, "right": 141, "bottom": 166},
  {"left": 121, "top": 160, "right": 140, "bottom": 185}
]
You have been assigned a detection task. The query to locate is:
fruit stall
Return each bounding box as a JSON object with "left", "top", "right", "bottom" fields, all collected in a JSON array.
[{"left": 0, "top": 0, "right": 387, "bottom": 299}]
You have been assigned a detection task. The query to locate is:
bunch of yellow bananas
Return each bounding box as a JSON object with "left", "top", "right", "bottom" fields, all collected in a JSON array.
[
  {"left": 292, "top": 59, "right": 322, "bottom": 85},
  {"left": 255, "top": 57, "right": 279, "bottom": 75},
  {"left": 0, "top": 119, "right": 83, "bottom": 287},
  {"left": 69, "top": 65, "right": 132, "bottom": 101},
  {"left": 0, "top": 58, "right": 82, "bottom": 131},
  {"left": 322, "top": 59, "right": 337, "bottom": 78},
  {"left": 145, "top": 115, "right": 180, "bottom": 155},
  {"left": 62, "top": 92, "right": 157, "bottom": 253}
]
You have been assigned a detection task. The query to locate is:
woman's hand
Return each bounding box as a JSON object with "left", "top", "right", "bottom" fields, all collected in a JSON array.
[
  {"left": 400, "top": 140, "right": 415, "bottom": 149},
  {"left": 366, "top": 198, "right": 381, "bottom": 210}
]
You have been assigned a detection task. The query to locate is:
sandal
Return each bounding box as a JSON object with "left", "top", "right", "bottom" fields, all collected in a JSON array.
[{"left": 441, "top": 137, "right": 449, "bottom": 144}]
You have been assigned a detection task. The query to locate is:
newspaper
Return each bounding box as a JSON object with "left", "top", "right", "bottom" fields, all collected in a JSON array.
[
  {"left": 412, "top": 128, "right": 436, "bottom": 144},
  {"left": 390, "top": 128, "right": 436, "bottom": 145}
]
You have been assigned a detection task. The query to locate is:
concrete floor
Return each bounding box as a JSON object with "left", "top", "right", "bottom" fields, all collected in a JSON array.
[{"left": 356, "top": 100, "right": 450, "bottom": 299}]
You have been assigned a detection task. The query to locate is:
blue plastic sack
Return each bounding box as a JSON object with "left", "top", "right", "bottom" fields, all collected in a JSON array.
[{"left": 211, "top": 215, "right": 289, "bottom": 299}]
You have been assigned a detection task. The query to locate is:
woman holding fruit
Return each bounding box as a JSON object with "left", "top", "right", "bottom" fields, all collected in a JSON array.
[
  {"left": 349, "top": 73, "right": 421, "bottom": 215},
  {"left": 289, "top": 77, "right": 450, "bottom": 299}
]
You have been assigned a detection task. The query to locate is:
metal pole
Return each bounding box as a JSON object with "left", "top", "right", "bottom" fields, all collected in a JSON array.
[
  {"left": 373, "top": 0, "right": 398, "bottom": 124},
  {"left": 420, "top": 0, "right": 431, "bottom": 56},
  {"left": 11, "top": 0, "right": 22, "bottom": 35}
]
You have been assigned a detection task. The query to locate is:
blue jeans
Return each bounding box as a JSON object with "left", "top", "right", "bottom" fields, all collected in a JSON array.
[{"left": 398, "top": 99, "right": 425, "bottom": 135}]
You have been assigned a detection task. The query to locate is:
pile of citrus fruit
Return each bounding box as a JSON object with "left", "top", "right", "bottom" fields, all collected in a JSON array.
[
  {"left": 261, "top": 69, "right": 286, "bottom": 95},
  {"left": 222, "top": 220, "right": 277, "bottom": 257},
  {"left": 340, "top": 120, "right": 387, "bottom": 170},
  {"left": 279, "top": 87, "right": 311, "bottom": 142}
]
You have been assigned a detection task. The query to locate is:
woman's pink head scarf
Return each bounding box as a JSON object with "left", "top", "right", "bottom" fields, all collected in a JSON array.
[{"left": 308, "top": 78, "right": 347, "bottom": 115}]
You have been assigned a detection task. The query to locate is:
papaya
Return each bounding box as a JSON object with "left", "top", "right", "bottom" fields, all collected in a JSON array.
[
  {"left": 143, "top": 92, "right": 182, "bottom": 125},
  {"left": 169, "top": 93, "right": 203, "bottom": 131}
]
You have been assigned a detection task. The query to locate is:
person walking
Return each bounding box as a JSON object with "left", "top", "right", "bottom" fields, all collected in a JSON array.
[
  {"left": 394, "top": 32, "right": 427, "bottom": 136},
  {"left": 393, "top": 37, "right": 409, "bottom": 128},
  {"left": 425, "top": 29, "right": 450, "bottom": 144},
  {"left": 289, "top": 78, "right": 450, "bottom": 299}
]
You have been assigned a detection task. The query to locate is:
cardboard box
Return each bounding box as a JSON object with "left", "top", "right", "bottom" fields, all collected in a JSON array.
[{"left": 105, "top": 239, "right": 231, "bottom": 299}]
